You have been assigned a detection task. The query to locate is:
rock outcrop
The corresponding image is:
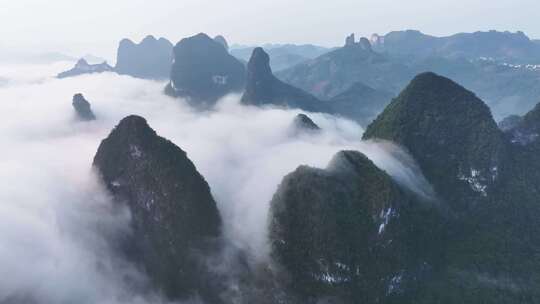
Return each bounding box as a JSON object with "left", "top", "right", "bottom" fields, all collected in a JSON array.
[
  {"left": 93, "top": 115, "right": 222, "bottom": 300},
  {"left": 72, "top": 93, "right": 95, "bottom": 121},
  {"left": 115, "top": 35, "right": 173, "bottom": 79},
  {"left": 165, "top": 33, "right": 245, "bottom": 106},
  {"left": 57, "top": 59, "right": 114, "bottom": 78},
  {"left": 291, "top": 113, "right": 320, "bottom": 133},
  {"left": 358, "top": 37, "right": 372, "bottom": 51},
  {"left": 345, "top": 34, "right": 372, "bottom": 50},
  {"left": 345, "top": 33, "right": 355, "bottom": 46}
]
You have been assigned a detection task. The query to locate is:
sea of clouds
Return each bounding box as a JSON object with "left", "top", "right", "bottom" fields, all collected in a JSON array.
[{"left": 0, "top": 62, "right": 435, "bottom": 303}]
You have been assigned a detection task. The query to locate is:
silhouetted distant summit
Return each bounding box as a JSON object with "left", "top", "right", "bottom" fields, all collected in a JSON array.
[
  {"left": 57, "top": 59, "right": 114, "bottom": 78},
  {"left": 115, "top": 35, "right": 173, "bottom": 79},
  {"left": 241, "top": 47, "right": 325, "bottom": 112},
  {"left": 165, "top": 33, "right": 245, "bottom": 106}
]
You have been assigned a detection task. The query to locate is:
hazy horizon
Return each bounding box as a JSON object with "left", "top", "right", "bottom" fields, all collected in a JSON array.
[
  {"left": 2, "top": 0, "right": 540, "bottom": 61},
  {"left": 2, "top": 1, "right": 540, "bottom": 302}
]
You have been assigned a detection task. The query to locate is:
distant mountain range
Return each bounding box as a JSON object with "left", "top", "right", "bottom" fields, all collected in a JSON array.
[
  {"left": 241, "top": 47, "right": 394, "bottom": 126},
  {"left": 371, "top": 30, "right": 540, "bottom": 64},
  {"left": 57, "top": 35, "right": 173, "bottom": 80},
  {"left": 54, "top": 30, "right": 540, "bottom": 121},
  {"left": 231, "top": 44, "right": 332, "bottom": 71},
  {"left": 278, "top": 32, "right": 540, "bottom": 120},
  {"left": 277, "top": 34, "right": 411, "bottom": 99}
]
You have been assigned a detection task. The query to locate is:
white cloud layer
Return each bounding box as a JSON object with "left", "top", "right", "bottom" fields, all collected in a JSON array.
[{"left": 0, "top": 63, "right": 434, "bottom": 303}]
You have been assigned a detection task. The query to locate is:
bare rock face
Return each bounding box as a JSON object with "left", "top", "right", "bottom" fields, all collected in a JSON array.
[
  {"left": 72, "top": 93, "right": 95, "bottom": 121},
  {"left": 92, "top": 115, "right": 222, "bottom": 300}
]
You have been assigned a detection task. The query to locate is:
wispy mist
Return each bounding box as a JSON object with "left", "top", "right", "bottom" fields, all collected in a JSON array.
[{"left": 0, "top": 63, "right": 435, "bottom": 302}]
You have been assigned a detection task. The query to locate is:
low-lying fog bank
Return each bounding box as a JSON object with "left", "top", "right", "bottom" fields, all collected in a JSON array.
[{"left": 0, "top": 63, "right": 433, "bottom": 303}]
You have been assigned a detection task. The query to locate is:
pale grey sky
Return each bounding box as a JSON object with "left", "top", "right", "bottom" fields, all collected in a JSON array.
[{"left": 2, "top": 0, "right": 539, "bottom": 61}]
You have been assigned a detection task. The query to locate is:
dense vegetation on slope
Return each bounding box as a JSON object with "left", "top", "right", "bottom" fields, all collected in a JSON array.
[
  {"left": 362, "top": 73, "right": 540, "bottom": 303},
  {"left": 364, "top": 72, "right": 507, "bottom": 212},
  {"left": 241, "top": 47, "right": 394, "bottom": 125},
  {"left": 93, "top": 115, "right": 222, "bottom": 300},
  {"left": 269, "top": 151, "right": 445, "bottom": 303}
]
